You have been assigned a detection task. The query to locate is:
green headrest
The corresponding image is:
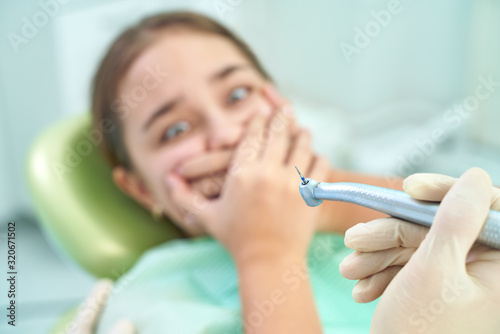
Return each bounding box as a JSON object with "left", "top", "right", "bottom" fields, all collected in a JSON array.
[{"left": 26, "top": 113, "right": 185, "bottom": 279}]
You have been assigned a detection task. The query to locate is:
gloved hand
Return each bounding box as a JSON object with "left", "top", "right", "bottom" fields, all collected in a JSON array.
[
  {"left": 339, "top": 168, "right": 500, "bottom": 334},
  {"left": 68, "top": 279, "right": 134, "bottom": 334}
]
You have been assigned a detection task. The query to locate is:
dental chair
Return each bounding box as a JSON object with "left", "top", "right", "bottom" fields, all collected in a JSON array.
[{"left": 26, "top": 113, "right": 186, "bottom": 333}]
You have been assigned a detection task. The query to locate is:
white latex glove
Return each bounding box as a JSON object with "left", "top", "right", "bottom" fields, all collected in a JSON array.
[
  {"left": 67, "top": 279, "right": 135, "bottom": 334},
  {"left": 340, "top": 168, "right": 500, "bottom": 334}
]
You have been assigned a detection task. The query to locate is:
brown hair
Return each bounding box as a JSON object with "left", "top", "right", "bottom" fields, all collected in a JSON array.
[{"left": 91, "top": 11, "right": 272, "bottom": 170}]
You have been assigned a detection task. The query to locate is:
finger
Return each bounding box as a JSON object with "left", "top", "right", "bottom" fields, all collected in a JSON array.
[
  {"left": 403, "top": 173, "right": 457, "bottom": 201},
  {"left": 352, "top": 266, "right": 402, "bottom": 303},
  {"left": 232, "top": 114, "right": 268, "bottom": 168},
  {"left": 340, "top": 247, "right": 415, "bottom": 280},
  {"left": 261, "top": 83, "right": 290, "bottom": 115},
  {"left": 108, "top": 319, "right": 135, "bottom": 334},
  {"left": 288, "top": 129, "right": 313, "bottom": 173},
  {"left": 165, "top": 172, "right": 211, "bottom": 231},
  {"left": 261, "top": 110, "right": 292, "bottom": 165},
  {"left": 404, "top": 172, "right": 500, "bottom": 210},
  {"left": 417, "top": 167, "right": 493, "bottom": 266},
  {"left": 261, "top": 84, "right": 299, "bottom": 136},
  {"left": 344, "top": 218, "right": 429, "bottom": 252},
  {"left": 491, "top": 185, "right": 500, "bottom": 210},
  {"left": 176, "top": 150, "right": 232, "bottom": 179},
  {"left": 71, "top": 279, "right": 113, "bottom": 333},
  {"left": 307, "top": 155, "right": 330, "bottom": 183}
]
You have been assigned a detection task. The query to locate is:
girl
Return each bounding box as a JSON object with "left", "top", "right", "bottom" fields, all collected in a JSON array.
[{"left": 90, "top": 11, "right": 401, "bottom": 333}]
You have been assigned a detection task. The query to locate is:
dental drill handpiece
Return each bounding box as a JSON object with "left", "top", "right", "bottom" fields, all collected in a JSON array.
[{"left": 295, "top": 167, "right": 500, "bottom": 250}]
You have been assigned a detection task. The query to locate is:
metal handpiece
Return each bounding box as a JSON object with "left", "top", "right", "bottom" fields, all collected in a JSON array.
[{"left": 298, "top": 177, "right": 500, "bottom": 250}]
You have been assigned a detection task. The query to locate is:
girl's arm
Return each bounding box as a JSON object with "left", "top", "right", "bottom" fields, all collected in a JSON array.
[
  {"left": 317, "top": 169, "right": 404, "bottom": 234},
  {"left": 237, "top": 253, "right": 322, "bottom": 334}
]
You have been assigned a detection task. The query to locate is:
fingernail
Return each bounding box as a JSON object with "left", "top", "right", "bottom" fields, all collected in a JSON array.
[
  {"left": 344, "top": 236, "right": 353, "bottom": 249},
  {"left": 402, "top": 176, "right": 409, "bottom": 189},
  {"left": 340, "top": 253, "right": 353, "bottom": 267},
  {"left": 344, "top": 227, "right": 354, "bottom": 248},
  {"left": 353, "top": 222, "right": 372, "bottom": 233},
  {"left": 345, "top": 224, "right": 370, "bottom": 248},
  {"left": 352, "top": 282, "right": 364, "bottom": 299},
  {"left": 402, "top": 174, "right": 421, "bottom": 191}
]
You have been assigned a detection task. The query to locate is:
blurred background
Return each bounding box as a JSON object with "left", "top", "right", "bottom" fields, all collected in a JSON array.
[{"left": 0, "top": 0, "right": 499, "bottom": 332}]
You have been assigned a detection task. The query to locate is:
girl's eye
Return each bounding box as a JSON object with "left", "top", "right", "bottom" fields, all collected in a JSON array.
[
  {"left": 228, "top": 87, "right": 249, "bottom": 104},
  {"left": 162, "top": 121, "right": 191, "bottom": 142}
]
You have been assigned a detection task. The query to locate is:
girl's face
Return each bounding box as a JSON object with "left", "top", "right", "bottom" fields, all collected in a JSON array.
[{"left": 113, "top": 30, "right": 273, "bottom": 234}]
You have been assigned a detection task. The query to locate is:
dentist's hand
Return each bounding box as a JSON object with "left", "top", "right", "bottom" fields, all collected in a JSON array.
[{"left": 340, "top": 168, "right": 500, "bottom": 334}]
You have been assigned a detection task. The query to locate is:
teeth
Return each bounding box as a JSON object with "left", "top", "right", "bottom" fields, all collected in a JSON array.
[
  {"left": 190, "top": 172, "right": 226, "bottom": 199},
  {"left": 207, "top": 193, "right": 220, "bottom": 200}
]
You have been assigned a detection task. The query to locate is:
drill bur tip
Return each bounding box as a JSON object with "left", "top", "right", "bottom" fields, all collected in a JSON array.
[{"left": 295, "top": 166, "right": 307, "bottom": 184}]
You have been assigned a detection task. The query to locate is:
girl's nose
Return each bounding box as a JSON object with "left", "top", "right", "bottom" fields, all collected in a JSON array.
[{"left": 206, "top": 111, "right": 242, "bottom": 151}]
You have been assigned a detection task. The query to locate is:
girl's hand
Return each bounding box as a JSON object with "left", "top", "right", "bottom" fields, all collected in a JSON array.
[
  {"left": 177, "top": 87, "right": 301, "bottom": 200},
  {"left": 165, "top": 84, "right": 330, "bottom": 262}
]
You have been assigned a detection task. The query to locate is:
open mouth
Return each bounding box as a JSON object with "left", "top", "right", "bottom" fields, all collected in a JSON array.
[
  {"left": 178, "top": 150, "right": 233, "bottom": 200},
  {"left": 188, "top": 170, "right": 227, "bottom": 200}
]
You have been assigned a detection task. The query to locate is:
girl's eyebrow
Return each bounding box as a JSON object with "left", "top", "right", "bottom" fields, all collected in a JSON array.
[
  {"left": 210, "top": 64, "right": 249, "bottom": 82},
  {"left": 142, "top": 98, "right": 181, "bottom": 132}
]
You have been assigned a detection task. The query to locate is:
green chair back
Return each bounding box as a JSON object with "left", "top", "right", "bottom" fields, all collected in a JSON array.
[{"left": 26, "top": 113, "right": 185, "bottom": 279}]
